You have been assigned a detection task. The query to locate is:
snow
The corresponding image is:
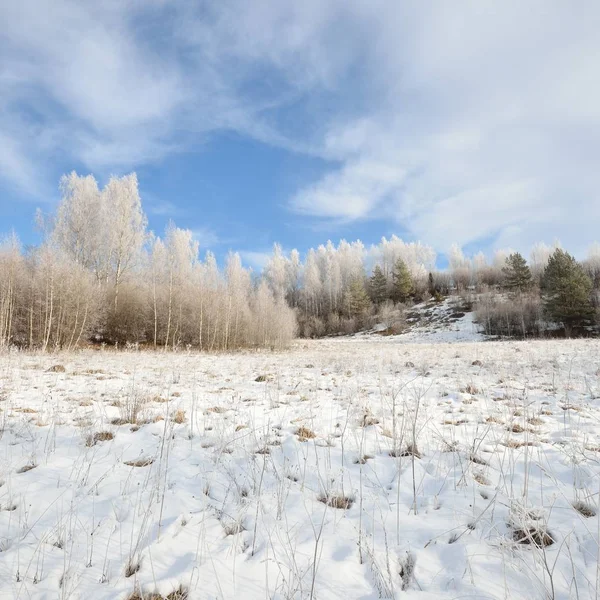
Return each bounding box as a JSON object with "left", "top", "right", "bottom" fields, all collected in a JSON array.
[
  {"left": 360, "top": 297, "right": 485, "bottom": 344},
  {"left": 1, "top": 338, "right": 600, "bottom": 599}
]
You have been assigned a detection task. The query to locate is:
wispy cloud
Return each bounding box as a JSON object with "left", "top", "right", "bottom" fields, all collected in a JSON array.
[
  {"left": 191, "top": 227, "right": 221, "bottom": 249},
  {"left": 239, "top": 250, "right": 272, "bottom": 271},
  {"left": 1, "top": 1, "right": 599, "bottom": 252}
]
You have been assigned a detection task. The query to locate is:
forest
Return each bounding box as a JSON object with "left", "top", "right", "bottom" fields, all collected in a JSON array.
[{"left": 1, "top": 172, "right": 599, "bottom": 350}]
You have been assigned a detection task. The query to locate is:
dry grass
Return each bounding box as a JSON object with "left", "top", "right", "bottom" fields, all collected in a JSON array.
[
  {"left": 86, "top": 431, "right": 115, "bottom": 447},
  {"left": 124, "top": 457, "right": 154, "bottom": 467},
  {"left": 573, "top": 500, "right": 597, "bottom": 517},
  {"left": 126, "top": 585, "right": 188, "bottom": 600},
  {"left": 485, "top": 415, "right": 504, "bottom": 424},
  {"left": 222, "top": 521, "right": 245, "bottom": 536},
  {"left": 46, "top": 364, "right": 66, "bottom": 373},
  {"left": 318, "top": 493, "right": 354, "bottom": 510},
  {"left": 472, "top": 471, "right": 490, "bottom": 485},
  {"left": 16, "top": 463, "right": 37, "bottom": 473},
  {"left": 124, "top": 557, "right": 142, "bottom": 578},
  {"left": 507, "top": 423, "right": 526, "bottom": 433},
  {"left": 469, "top": 454, "right": 489, "bottom": 466},
  {"left": 444, "top": 418, "right": 468, "bottom": 426},
  {"left": 361, "top": 413, "right": 380, "bottom": 427},
  {"left": 390, "top": 443, "right": 421, "bottom": 459},
  {"left": 207, "top": 406, "right": 227, "bottom": 414},
  {"left": 503, "top": 439, "right": 537, "bottom": 449},
  {"left": 173, "top": 409, "right": 186, "bottom": 424},
  {"left": 296, "top": 426, "right": 316, "bottom": 441},
  {"left": 462, "top": 384, "right": 479, "bottom": 394},
  {"left": 511, "top": 525, "right": 554, "bottom": 547},
  {"left": 354, "top": 454, "right": 374, "bottom": 464}
]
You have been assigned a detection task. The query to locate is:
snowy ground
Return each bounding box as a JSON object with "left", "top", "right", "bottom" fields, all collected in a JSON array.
[
  {"left": 360, "top": 297, "right": 484, "bottom": 344},
  {"left": 1, "top": 338, "right": 600, "bottom": 599}
]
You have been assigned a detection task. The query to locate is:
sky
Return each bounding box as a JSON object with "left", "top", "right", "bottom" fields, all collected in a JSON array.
[{"left": 1, "top": 1, "right": 599, "bottom": 269}]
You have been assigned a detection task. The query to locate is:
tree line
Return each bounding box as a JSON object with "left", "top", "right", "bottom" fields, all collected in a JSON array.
[
  {"left": 1, "top": 172, "right": 599, "bottom": 350},
  {"left": 0, "top": 173, "right": 296, "bottom": 350},
  {"left": 262, "top": 236, "right": 600, "bottom": 339}
]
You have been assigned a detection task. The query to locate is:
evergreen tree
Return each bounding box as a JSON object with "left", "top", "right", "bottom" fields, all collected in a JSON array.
[
  {"left": 502, "top": 253, "right": 532, "bottom": 292},
  {"left": 345, "top": 277, "right": 371, "bottom": 318},
  {"left": 392, "top": 258, "right": 414, "bottom": 303},
  {"left": 542, "top": 249, "right": 594, "bottom": 335},
  {"left": 369, "top": 265, "right": 388, "bottom": 304}
]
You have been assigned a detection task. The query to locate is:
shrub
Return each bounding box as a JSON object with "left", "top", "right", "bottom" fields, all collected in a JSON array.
[{"left": 475, "top": 292, "right": 544, "bottom": 338}]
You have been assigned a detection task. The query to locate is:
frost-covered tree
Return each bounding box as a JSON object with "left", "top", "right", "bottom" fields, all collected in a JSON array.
[
  {"left": 448, "top": 244, "right": 471, "bottom": 290},
  {"left": 103, "top": 173, "right": 147, "bottom": 311}
]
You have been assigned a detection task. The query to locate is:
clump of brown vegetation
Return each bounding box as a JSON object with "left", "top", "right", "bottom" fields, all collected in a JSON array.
[
  {"left": 354, "top": 454, "right": 374, "bottom": 464},
  {"left": 473, "top": 472, "right": 490, "bottom": 486},
  {"left": 361, "top": 412, "right": 379, "bottom": 427},
  {"left": 124, "top": 457, "right": 154, "bottom": 467},
  {"left": 173, "top": 409, "right": 186, "bottom": 424},
  {"left": 573, "top": 500, "right": 597, "bottom": 517},
  {"left": 503, "top": 439, "right": 537, "bottom": 449},
  {"left": 222, "top": 521, "right": 245, "bottom": 536},
  {"left": 17, "top": 463, "right": 37, "bottom": 473},
  {"left": 469, "top": 454, "right": 488, "bottom": 466},
  {"left": 296, "top": 426, "right": 316, "bottom": 441},
  {"left": 390, "top": 443, "right": 421, "bottom": 459},
  {"left": 124, "top": 557, "right": 142, "bottom": 578},
  {"left": 126, "top": 585, "right": 188, "bottom": 600},
  {"left": 47, "top": 364, "right": 66, "bottom": 373},
  {"left": 485, "top": 415, "right": 504, "bottom": 424},
  {"left": 511, "top": 525, "right": 554, "bottom": 547},
  {"left": 462, "top": 384, "right": 479, "bottom": 395},
  {"left": 318, "top": 493, "right": 354, "bottom": 510},
  {"left": 86, "top": 431, "right": 114, "bottom": 446},
  {"left": 207, "top": 406, "right": 227, "bottom": 414}
]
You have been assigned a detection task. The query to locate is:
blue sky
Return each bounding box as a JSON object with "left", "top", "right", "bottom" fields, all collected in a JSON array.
[{"left": 1, "top": 1, "right": 599, "bottom": 268}]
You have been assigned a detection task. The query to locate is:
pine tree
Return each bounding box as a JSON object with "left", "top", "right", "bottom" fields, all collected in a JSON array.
[
  {"left": 369, "top": 265, "right": 388, "bottom": 305},
  {"left": 502, "top": 253, "right": 532, "bottom": 292},
  {"left": 345, "top": 277, "right": 371, "bottom": 318},
  {"left": 392, "top": 258, "right": 414, "bottom": 303},
  {"left": 542, "top": 249, "right": 594, "bottom": 335}
]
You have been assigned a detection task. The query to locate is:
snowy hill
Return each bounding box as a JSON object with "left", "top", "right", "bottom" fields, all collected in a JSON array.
[{"left": 362, "top": 296, "right": 485, "bottom": 344}]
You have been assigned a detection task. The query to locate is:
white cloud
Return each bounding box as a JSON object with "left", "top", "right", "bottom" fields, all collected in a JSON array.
[
  {"left": 191, "top": 228, "right": 220, "bottom": 249},
  {"left": 239, "top": 251, "right": 272, "bottom": 271}
]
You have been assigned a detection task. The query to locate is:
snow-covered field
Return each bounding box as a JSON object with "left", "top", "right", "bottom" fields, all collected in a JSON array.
[{"left": 1, "top": 338, "right": 600, "bottom": 600}]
